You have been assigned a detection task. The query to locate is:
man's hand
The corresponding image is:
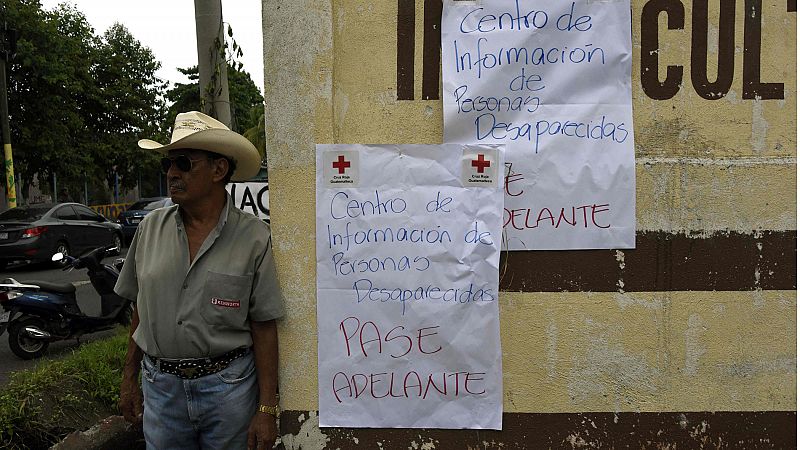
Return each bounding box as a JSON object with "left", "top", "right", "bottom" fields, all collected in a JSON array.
[
  {"left": 119, "top": 375, "right": 143, "bottom": 425},
  {"left": 249, "top": 319, "right": 279, "bottom": 449},
  {"left": 247, "top": 413, "right": 278, "bottom": 450}
]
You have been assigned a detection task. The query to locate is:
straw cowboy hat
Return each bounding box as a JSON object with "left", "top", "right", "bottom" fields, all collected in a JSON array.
[{"left": 138, "top": 111, "right": 261, "bottom": 181}]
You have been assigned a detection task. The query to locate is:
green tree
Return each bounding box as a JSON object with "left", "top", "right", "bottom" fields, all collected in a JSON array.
[
  {"left": 5, "top": 1, "right": 97, "bottom": 196},
  {"left": 165, "top": 65, "right": 264, "bottom": 136},
  {"left": 241, "top": 106, "right": 266, "bottom": 162},
  {"left": 226, "top": 67, "right": 263, "bottom": 134},
  {"left": 3, "top": 1, "right": 167, "bottom": 200},
  {"left": 164, "top": 67, "right": 202, "bottom": 126},
  {"left": 89, "top": 23, "right": 167, "bottom": 190}
]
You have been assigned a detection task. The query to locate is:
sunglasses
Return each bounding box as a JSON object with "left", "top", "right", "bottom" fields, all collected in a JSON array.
[{"left": 160, "top": 155, "right": 209, "bottom": 174}]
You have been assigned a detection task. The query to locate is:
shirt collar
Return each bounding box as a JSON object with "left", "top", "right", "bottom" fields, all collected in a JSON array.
[
  {"left": 173, "top": 194, "right": 232, "bottom": 232},
  {"left": 216, "top": 193, "right": 231, "bottom": 231}
]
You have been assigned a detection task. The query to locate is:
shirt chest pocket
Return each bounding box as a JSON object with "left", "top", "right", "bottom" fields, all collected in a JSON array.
[{"left": 200, "top": 271, "right": 252, "bottom": 329}]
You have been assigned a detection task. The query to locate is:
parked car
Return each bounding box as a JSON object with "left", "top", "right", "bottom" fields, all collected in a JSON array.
[
  {"left": 115, "top": 197, "right": 168, "bottom": 243},
  {"left": 0, "top": 203, "right": 123, "bottom": 270}
]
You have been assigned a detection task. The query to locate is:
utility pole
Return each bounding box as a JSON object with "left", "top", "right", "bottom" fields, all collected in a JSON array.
[
  {"left": 0, "top": 22, "right": 17, "bottom": 208},
  {"left": 194, "top": 0, "right": 232, "bottom": 127}
]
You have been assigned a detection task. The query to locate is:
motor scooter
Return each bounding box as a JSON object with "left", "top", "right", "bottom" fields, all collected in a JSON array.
[{"left": 0, "top": 245, "right": 132, "bottom": 359}]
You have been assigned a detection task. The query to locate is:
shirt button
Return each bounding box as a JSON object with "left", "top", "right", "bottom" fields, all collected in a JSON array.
[
  {"left": 178, "top": 320, "right": 183, "bottom": 325},
  {"left": 182, "top": 283, "right": 188, "bottom": 289}
]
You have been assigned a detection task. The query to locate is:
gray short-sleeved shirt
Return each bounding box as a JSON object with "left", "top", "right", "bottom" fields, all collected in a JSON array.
[{"left": 114, "top": 196, "right": 284, "bottom": 358}]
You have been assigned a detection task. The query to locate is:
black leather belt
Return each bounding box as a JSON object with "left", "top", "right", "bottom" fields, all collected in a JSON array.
[{"left": 147, "top": 347, "right": 250, "bottom": 380}]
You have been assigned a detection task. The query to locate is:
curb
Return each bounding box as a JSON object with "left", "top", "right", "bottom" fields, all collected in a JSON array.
[{"left": 51, "top": 415, "right": 144, "bottom": 450}]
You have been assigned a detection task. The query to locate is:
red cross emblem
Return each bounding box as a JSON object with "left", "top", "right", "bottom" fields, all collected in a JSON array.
[
  {"left": 332, "top": 155, "right": 351, "bottom": 174},
  {"left": 471, "top": 154, "right": 491, "bottom": 173}
]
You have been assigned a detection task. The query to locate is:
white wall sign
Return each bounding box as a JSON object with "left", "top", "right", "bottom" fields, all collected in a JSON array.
[
  {"left": 442, "top": 0, "right": 636, "bottom": 250},
  {"left": 316, "top": 144, "right": 504, "bottom": 429}
]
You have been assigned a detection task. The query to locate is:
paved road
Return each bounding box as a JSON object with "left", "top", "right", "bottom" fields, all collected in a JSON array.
[{"left": 0, "top": 249, "right": 129, "bottom": 385}]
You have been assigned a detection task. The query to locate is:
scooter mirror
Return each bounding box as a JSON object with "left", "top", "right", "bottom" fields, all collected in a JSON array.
[{"left": 52, "top": 252, "right": 64, "bottom": 262}]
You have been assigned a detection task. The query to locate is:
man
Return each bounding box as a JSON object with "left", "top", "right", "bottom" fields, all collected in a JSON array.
[{"left": 116, "top": 111, "right": 284, "bottom": 450}]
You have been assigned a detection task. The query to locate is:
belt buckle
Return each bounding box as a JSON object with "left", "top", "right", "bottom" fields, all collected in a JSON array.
[{"left": 179, "top": 366, "right": 200, "bottom": 378}]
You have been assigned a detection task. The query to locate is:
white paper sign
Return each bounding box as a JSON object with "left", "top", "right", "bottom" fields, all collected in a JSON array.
[
  {"left": 442, "top": 0, "right": 636, "bottom": 250},
  {"left": 226, "top": 182, "right": 269, "bottom": 220},
  {"left": 316, "top": 144, "right": 504, "bottom": 429}
]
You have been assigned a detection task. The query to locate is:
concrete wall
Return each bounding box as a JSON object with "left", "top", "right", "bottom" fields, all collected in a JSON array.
[{"left": 263, "top": 0, "right": 796, "bottom": 447}]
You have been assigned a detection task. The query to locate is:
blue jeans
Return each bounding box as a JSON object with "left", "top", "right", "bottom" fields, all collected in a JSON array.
[{"left": 141, "top": 351, "right": 258, "bottom": 450}]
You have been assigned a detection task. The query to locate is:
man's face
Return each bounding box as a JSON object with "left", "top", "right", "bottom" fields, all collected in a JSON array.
[{"left": 165, "top": 149, "right": 217, "bottom": 205}]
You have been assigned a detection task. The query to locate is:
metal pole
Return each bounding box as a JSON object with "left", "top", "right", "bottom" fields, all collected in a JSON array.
[
  {"left": 0, "top": 57, "right": 16, "bottom": 208},
  {"left": 84, "top": 179, "right": 88, "bottom": 205},
  {"left": 52, "top": 172, "right": 56, "bottom": 202}
]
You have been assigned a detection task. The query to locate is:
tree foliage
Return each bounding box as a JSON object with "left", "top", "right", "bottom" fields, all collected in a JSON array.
[
  {"left": 89, "top": 23, "right": 167, "bottom": 190},
  {"left": 3, "top": 0, "right": 167, "bottom": 199},
  {"left": 165, "top": 65, "right": 265, "bottom": 159}
]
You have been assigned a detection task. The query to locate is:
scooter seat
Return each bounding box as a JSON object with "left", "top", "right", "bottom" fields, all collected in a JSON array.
[{"left": 23, "top": 280, "right": 76, "bottom": 294}]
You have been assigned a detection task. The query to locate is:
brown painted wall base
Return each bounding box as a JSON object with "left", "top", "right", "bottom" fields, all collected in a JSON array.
[
  {"left": 281, "top": 411, "right": 796, "bottom": 449},
  {"left": 499, "top": 231, "right": 796, "bottom": 292}
]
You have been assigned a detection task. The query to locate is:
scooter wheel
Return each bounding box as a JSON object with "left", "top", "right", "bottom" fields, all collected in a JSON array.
[{"left": 8, "top": 317, "right": 50, "bottom": 360}]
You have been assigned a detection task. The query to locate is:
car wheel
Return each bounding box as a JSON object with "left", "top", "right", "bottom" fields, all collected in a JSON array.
[
  {"left": 8, "top": 317, "right": 50, "bottom": 360},
  {"left": 110, "top": 234, "right": 122, "bottom": 255},
  {"left": 53, "top": 241, "right": 70, "bottom": 267}
]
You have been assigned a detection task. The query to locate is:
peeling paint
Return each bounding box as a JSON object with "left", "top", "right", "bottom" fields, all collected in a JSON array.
[
  {"left": 724, "top": 89, "right": 742, "bottom": 104},
  {"left": 280, "top": 411, "right": 330, "bottom": 450},
  {"left": 613, "top": 292, "right": 664, "bottom": 310},
  {"left": 565, "top": 433, "right": 594, "bottom": 448},
  {"left": 546, "top": 319, "right": 558, "bottom": 379},
  {"left": 683, "top": 314, "right": 706, "bottom": 377},
  {"left": 614, "top": 249, "right": 627, "bottom": 295},
  {"left": 419, "top": 439, "right": 437, "bottom": 449},
  {"left": 567, "top": 319, "right": 660, "bottom": 410},
  {"left": 689, "top": 420, "right": 710, "bottom": 438},
  {"left": 334, "top": 87, "right": 350, "bottom": 130},
  {"left": 677, "top": 413, "right": 689, "bottom": 429},
  {"left": 708, "top": 25, "right": 719, "bottom": 55},
  {"left": 719, "top": 358, "right": 797, "bottom": 378},
  {"left": 615, "top": 250, "right": 625, "bottom": 270},
  {"left": 750, "top": 100, "right": 769, "bottom": 153}
]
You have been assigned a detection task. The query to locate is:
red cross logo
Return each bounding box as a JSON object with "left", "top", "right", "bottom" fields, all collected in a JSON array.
[
  {"left": 471, "top": 154, "right": 491, "bottom": 173},
  {"left": 332, "top": 155, "right": 351, "bottom": 174}
]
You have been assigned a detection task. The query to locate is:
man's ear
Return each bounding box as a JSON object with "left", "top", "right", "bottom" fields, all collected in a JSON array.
[{"left": 211, "top": 158, "right": 230, "bottom": 183}]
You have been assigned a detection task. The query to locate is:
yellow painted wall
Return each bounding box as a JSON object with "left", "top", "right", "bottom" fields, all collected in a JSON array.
[{"left": 263, "top": 0, "right": 796, "bottom": 415}]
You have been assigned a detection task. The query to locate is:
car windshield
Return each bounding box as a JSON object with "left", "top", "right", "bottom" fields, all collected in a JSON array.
[
  {"left": 0, "top": 206, "right": 51, "bottom": 221},
  {"left": 127, "top": 200, "right": 152, "bottom": 211},
  {"left": 144, "top": 199, "right": 169, "bottom": 210}
]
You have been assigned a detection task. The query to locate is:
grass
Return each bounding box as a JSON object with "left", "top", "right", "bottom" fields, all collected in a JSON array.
[{"left": 0, "top": 327, "right": 129, "bottom": 449}]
